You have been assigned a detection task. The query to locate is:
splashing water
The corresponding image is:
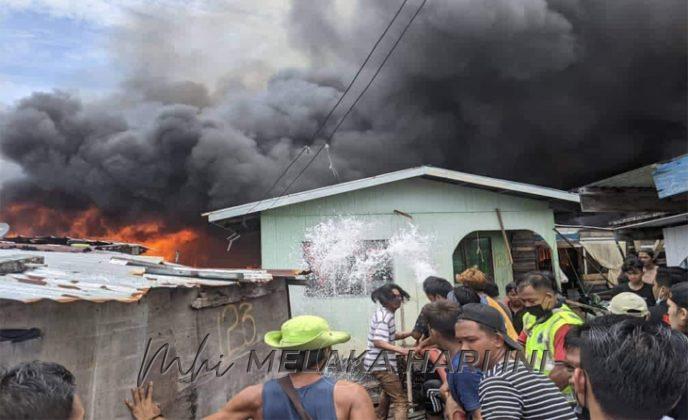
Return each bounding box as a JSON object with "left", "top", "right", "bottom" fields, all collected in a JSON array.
[
  {"left": 387, "top": 223, "right": 437, "bottom": 282},
  {"left": 301, "top": 217, "right": 436, "bottom": 296}
]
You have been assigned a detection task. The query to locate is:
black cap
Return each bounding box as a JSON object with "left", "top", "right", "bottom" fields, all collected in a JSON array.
[{"left": 458, "top": 303, "right": 523, "bottom": 351}]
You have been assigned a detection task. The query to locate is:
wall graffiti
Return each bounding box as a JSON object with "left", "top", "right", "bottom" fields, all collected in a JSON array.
[{"left": 217, "top": 303, "right": 257, "bottom": 360}]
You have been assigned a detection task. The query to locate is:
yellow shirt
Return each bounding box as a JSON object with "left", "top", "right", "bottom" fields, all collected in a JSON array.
[{"left": 485, "top": 295, "right": 519, "bottom": 341}]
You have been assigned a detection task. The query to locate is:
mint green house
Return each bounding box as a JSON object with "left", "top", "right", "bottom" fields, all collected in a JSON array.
[{"left": 204, "top": 166, "right": 579, "bottom": 349}]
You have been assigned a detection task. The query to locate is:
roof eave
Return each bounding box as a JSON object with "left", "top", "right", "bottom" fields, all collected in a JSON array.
[{"left": 204, "top": 165, "right": 580, "bottom": 223}]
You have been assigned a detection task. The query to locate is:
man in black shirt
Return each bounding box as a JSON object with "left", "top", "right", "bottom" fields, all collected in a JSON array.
[
  {"left": 607, "top": 258, "right": 655, "bottom": 308},
  {"left": 411, "top": 276, "right": 455, "bottom": 340},
  {"left": 504, "top": 282, "right": 526, "bottom": 333},
  {"left": 650, "top": 267, "right": 673, "bottom": 324}
]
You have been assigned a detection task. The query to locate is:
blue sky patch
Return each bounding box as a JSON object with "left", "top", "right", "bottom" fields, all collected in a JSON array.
[{"left": 0, "top": 9, "right": 118, "bottom": 104}]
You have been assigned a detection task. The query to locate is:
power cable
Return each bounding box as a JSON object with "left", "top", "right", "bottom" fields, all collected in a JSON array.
[
  {"left": 242, "top": 0, "right": 413, "bottom": 217},
  {"left": 264, "top": 0, "right": 428, "bottom": 211}
]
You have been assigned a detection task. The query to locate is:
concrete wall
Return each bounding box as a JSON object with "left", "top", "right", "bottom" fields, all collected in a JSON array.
[
  {"left": 0, "top": 280, "right": 290, "bottom": 419},
  {"left": 259, "top": 178, "right": 559, "bottom": 349}
]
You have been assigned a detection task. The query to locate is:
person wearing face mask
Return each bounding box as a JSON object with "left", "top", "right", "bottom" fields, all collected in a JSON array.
[
  {"left": 650, "top": 267, "right": 677, "bottom": 324},
  {"left": 572, "top": 320, "right": 688, "bottom": 420},
  {"left": 650, "top": 266, "right": 688, "bottom": 325},
  {"left": 516, "top": 271, "right": 583, "bottom": 398}
]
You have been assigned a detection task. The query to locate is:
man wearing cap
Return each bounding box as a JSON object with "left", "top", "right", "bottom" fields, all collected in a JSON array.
[
  {"left": 424, "top": 300, "right": 483, "bottom": 420},
  {"left": 125, "top": 315, "right": 375, "bottom": 420},
  {"left": 455, "top": 303, "right": 576, "bottom": 420},
  {"left": 608, "top": 292, "right": 650, "bottom": 319}
]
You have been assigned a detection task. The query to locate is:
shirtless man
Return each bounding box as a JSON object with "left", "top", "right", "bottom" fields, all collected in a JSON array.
[
  {"left": 638, "top": 249, "right": 658, "bottom": 285},
  {"left": 126, "top": 316, "right": 375, "bottom": 420}
]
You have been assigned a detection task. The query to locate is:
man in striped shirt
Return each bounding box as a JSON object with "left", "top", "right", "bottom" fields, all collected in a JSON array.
[
  {"left": 364, "top": 283, "right": 412, "bottom": 420},
  {"left": 455, "top": 304, "right": 576, "bottom": 420}
]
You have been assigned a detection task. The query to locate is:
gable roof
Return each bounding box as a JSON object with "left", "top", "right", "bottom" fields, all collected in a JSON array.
[{"left": 203, "top": 165, "right": 580, "bottom": 223}]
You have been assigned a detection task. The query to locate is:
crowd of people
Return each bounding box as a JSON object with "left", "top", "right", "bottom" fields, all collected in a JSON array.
[
  {"left": 1, "top": 252, "right": 687, "bottom": 420},
  {"left": 359, "top": 252, "right": 688, "bottom": 420}
]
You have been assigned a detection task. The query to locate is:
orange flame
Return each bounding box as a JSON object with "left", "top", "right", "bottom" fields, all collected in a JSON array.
[{"left": 0, "top": 203, "right": 209, "bottom": 265}]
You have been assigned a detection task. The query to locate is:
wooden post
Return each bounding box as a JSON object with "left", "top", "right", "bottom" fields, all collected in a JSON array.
[
  {"left": 406, "top": 367, "right": 413, "bottom": 414},
  {"left": 496, "top": 208, "right": 513, "bottom": 265}
]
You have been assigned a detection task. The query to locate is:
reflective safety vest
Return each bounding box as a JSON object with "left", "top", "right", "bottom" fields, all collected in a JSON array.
[{"left": 522, "top": 304, "right": 583, "bottom": 400}]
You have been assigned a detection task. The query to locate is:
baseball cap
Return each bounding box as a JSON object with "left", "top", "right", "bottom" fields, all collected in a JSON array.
[
  {"left": 458, "top": 303, "right": 523, "bottom": 350},
  {"left": 609, "top": 292, "right": 649, "bottom": 318}
]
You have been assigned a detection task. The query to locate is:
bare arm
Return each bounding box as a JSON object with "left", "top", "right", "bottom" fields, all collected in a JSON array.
[
  {"left": 334, "top": 381, "right": 375, "bottom": 420},
  {"left": 444, "top": 394, "right": 466, "bottom": 420},
  {"left": 204, "top": 384, "right": 263, "bottom": 420},
  {"left": 410, "top": 329, "right": 425, "bottom": 341},
  {"left": 395, "top": 330, "right": 415, "bottom": 340},
  {"left": 414, "top": 335, "right": 434, "bottom": 352},
  {"left": 372, "top": 339, "right": 409, "bottom": 355},
  {"left": 441, "top": 383, "right": 481, "bottom": 420}
]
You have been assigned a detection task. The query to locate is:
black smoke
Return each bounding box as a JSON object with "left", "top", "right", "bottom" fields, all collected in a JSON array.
[{"left": 0, "top": 0, "right": 686, "bottom": 228}]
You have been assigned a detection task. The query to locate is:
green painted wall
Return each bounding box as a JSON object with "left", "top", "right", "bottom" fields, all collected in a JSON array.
[
  {"left": 259, "top": 177, "right": 559, "bottom": 350},
  {"left": 451, "top": 231, "right": 513, "bottom": 289}
]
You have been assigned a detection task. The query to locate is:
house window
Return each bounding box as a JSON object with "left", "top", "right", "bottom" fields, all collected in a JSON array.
[
  {"left": 303, "top": 240, "right": 392, "bottom": 296},
  {"left": 453, "top": 235, "right": 494, "bottom": 279}
]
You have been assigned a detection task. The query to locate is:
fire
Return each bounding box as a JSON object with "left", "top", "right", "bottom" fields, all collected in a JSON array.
[{"left": 0, "top": 203, "right": 210, "bottom": 265}]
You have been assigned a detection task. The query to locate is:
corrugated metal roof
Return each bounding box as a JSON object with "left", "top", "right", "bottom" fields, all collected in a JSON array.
[
  {"left": 0, "top": 249, "right": 276, "bottom": 303},
  {"left": 585, "top": 164, "right": 656, "bottom": 189},
  {"left": 583, "top": 155, "right": 688, "bottom": 191},
  {"left": 203, "top": 165, "right": 580, "bottom": 223},
  {"left": 614, "top": 212, "right": 688, "bottom": 230}
]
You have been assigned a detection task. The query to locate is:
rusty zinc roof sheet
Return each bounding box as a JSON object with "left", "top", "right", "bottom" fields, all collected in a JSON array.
[{"left": 0, "top": 249, "right": 274, "bottom": 303}]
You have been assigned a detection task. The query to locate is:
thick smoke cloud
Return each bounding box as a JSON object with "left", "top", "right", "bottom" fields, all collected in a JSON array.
[
  {"left": 288, "top": 0, "right": 686, "bottom": 185},
  {"left": 0, "top": 0, "right": 686, "bottom": 229}
]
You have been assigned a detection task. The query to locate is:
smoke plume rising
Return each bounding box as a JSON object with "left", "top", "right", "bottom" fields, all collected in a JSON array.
[{"left": 0, "top": 0, "right": 685, "bottom": 265}]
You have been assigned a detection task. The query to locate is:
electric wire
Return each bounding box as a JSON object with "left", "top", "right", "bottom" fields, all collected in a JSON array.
[{"left": 263, "top": 0, "right": 429, "bottom": 212}]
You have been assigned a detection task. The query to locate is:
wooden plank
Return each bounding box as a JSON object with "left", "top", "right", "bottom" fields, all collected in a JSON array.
[
  {"left": 144, "top": 265, "right": 245, "bottom": 282},
  {"left": 579, "top": 188, "right": 687, "bottom": 212},
  {"left": 654, "top": 155, "right": 688, "bottom": 199},
  {"left": 495, "top": 209, "right": 513, "bottom": 264}
]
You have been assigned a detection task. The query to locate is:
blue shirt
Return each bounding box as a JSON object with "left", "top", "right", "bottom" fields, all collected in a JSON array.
[
  {"left": 447, "top": 352, "right": 482, "bottom": 413},
  {"left": 262, "top": 376, "right": 338, "bottom": 420}
]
